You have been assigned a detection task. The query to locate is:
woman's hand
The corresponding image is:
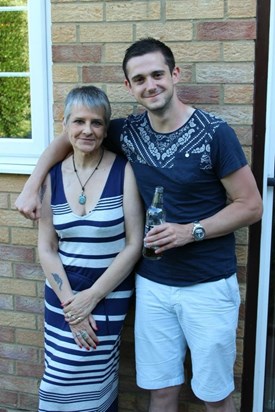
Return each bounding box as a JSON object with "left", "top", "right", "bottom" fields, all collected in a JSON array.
[
  {"left": 62, "top": 289, "right": 100, "bottom": 326},
  {"left": 70, "top": 316, "right": 99, "bottom": 350}
]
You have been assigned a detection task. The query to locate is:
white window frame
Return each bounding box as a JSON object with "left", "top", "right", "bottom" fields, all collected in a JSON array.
[{"left": 0, "top": 0, "right": 53, "bottom": 174}]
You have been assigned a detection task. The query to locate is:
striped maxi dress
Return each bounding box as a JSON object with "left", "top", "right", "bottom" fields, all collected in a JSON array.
[{"left": 39, "top": 155, "right": 134, "bottom": 412}]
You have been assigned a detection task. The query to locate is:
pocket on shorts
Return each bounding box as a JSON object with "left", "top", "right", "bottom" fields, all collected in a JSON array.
[{"left": 223, "top": 274, "right": 241, "bottom": 307}]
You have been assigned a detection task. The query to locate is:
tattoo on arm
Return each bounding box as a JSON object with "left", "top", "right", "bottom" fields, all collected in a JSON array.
[
  {"left": 40, "top": 184, "right": 47, "bottom": 203},
  {"left": 51, "top": 272, "right": 63, "bottom": 291}
]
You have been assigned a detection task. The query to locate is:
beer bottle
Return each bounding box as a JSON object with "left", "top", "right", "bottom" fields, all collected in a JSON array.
[{"left": 142, "top": 186, "right": 165, "bottom": 260}]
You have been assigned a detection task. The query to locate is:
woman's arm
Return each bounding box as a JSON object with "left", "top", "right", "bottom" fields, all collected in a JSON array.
[
  {"left": 38, "top": 174, "right": 99, "bottom": 349},
  {"left": 63, "top": 162, "right": 144, "bottom": 323},
  {"left": 38, "top": 174, "right": 74, "bottom": 302},
  {"left": 15, "top": 134, "right": 72, "bottom": 220}
]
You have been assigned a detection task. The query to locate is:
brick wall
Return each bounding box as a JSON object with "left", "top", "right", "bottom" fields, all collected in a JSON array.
[{"left": 0, "top": 0, "right": 257, "bottom": 410}]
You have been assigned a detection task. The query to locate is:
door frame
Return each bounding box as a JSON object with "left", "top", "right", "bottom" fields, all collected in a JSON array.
[
  {"left": 253, "top": 0, "right": 275, "bottom": 409},
  {"left": 241, "top": 0, "right": 272, "bottom": 410}
]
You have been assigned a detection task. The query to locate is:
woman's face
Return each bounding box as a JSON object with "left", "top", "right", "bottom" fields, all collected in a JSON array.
[{"left": 65, "top": 104, "right": 107, "bottom": 154}]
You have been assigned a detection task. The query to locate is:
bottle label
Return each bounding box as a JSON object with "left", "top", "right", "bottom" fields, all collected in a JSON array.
[{"left": 144, "top": 223, "right": 154, "bottom": 237}]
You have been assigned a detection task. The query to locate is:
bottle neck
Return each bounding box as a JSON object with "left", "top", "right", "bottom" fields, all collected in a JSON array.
[{"left": 151, "top": 188, "right": 164, "bottom": 208}]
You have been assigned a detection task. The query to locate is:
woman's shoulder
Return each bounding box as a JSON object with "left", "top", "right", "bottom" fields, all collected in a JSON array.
[{"left": 104, "top": 150, "right": 127, "bottom": 165}]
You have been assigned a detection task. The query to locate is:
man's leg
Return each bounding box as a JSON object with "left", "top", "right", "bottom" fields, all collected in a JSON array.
[
  {"left": 205, "top": 394, "right": 236, "bottom": 412},
  {"left": 149, "top": 385, "right": 182, "bottom": 412},
  {"left": 135, "top": 276, "right": 186, "bottom": 398}
]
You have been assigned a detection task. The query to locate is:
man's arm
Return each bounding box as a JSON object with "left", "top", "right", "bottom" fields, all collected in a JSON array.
[
  {"left": 15, "top": 134, "right": 71, "bottom": 220},
  {"left": 144, "top": 165, "right": 263, "bottom": 252}
]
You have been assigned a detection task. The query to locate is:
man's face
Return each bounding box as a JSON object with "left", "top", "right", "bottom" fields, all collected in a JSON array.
[{"left": 124, "top": 51, "right": 180, "bottom": 113}]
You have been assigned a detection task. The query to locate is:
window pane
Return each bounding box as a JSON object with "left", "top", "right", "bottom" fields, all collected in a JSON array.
[
  {"left": 0, "top": 1, "right": 27, "bottom": 6},
  {"left": 0, "top": 77, "right": 31, "bottom": 138},
  {"left": 0, "top": 10, "right": 29, "bottom": 72}
]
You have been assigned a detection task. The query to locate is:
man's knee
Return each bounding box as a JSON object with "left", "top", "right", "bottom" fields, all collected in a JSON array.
[
  {"left": 204, "top": 394, "right": 236, "bottom": 412},
  {"left": 149, "top": 385, "right": 181, "bottom": 411},
  {"left": 151, "top": 385, "right": 181, "bottom": 401}
]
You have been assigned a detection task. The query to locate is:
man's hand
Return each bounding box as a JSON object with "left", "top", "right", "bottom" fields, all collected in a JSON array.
[
  {"left": 144, "top": 222, "right": 193, "bottom": 255},
  {"left": 15, "top": 191, "right": 42, "bottom": 220}
]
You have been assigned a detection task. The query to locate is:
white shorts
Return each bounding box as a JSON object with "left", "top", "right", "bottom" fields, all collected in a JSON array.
[{"left": 135, "top": 274, "right": 240, "bottom": 402}]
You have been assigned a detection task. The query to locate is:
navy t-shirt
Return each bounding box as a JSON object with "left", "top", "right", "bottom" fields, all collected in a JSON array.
[{"left": 106, "top": 109, "right": 247, "bottom": 286}]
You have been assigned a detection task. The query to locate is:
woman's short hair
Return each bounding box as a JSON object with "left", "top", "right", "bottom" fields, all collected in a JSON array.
[{"left": 64, "top": 85, "right": 112, "bottom": 127}]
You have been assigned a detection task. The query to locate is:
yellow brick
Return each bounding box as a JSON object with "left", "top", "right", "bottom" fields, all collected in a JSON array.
[
  {"left": 0, "top": 310, "right": 36, "bottom": 329},
  {"left": 53, "top": 65, "right": 79, "bottom": 83},
  {"left": 223, "top": 42, "right": 255, "bottom": 62},
  {"left": 237, "top": 319, "right": 245, "bottom": 338},
  {"left": 106, "top": 1, "right": 160, "bottom": 21},
  {"left": 235, "top": 227, "right": 249, "bottom": 245},
  {"left": 0, "top": 192, "right": 8, "bottom": 208},
  {"left": 0, "top": 210, "right": 33, "bottom": 228},
  {"left": 239, "top": 282, "right": 247, "bottom": 303},
  {"left": 105, "top": 42, "right": 199, "bottom": 71},
  {"left": 237, "top": 336, "right": 244, "bottom": 353},
  {"left": 0, "top": 261, "right": 12, "bottom": 276},
  {"left": 53, "top": 83, "right": 75, "bottom": 102},
  {"left": 53, "top": 102, "right": 64, "bottom": 123},
  {"left": 54, "top": 122, "right": 63, "bottom": 137},
  {"left": 228, "top": 0, "right": 256, "bottom": 18},
  {"left": 105, "top": 43, "right": 131, "bottom": 63},
  {"left": 52, "top": 24, "right": 77, "bottom": 43},
  {"left": 234, "top": 353, "right": 243, "bottom": 375},
  {"left": 196, "top": 63, "right": 254, "bottom": 84},
  {"left": 111, "top": 104, "right": 134, "bottom": 119},
  {"left": 0, "top": 279, "right": 36, "bottom": 296},
  {"left": 136, "top": 22, "right": 192, "bottom": 41},
  {"left": 51, "top": 4, "right": 103, "bottom": 23},
  {"left": 224, "top": 84, "right": 254, "bottom": 104},
  {"left": 173, "top": 42, "right": 221, "bottom": 62},
  {"left": 80, "top": 24, "right": 132, "bottom": 43},
  {"left": 11, "top": 228, "right": 38, "bottom": 246},
  {"left": 236, "top": 245, "right": 248, "bottom": 266},
  {"left": 243, "top": 146, "right": 252, "bottom": 164},
  {"left": 106, "top": 84, "right": 135, "bottom": 103},
  {"left": 200, "top": 105, "right": 253, "bottom": 126},
  {"left": 16, "top": 329, "right": 44, "bottom": 347},
  {"left": 37, "top": 314, "right": 45, "bottom": 332},
  {"left": 0, "top": 175, "right": 28, "bottom": 192},
  {"left": 166, "top": 0, "right": 224, "bottom": 19},
  {"left": 0, "top": 226, "right": 9, "bottom": 243}
]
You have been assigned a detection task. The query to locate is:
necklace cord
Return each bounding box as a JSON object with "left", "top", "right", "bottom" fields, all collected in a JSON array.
[{"left": 72, "top": 148, "right": 104, "bottom": 204}]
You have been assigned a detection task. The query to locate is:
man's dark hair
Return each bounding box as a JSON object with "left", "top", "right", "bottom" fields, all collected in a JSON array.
[{"left": 122, "top": 37, "right": 176, "bottom": 82}]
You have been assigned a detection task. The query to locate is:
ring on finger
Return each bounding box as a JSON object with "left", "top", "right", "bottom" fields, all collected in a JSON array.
[
  {"left": 81, "top": 330, "right": 88, "bottom": 340},
  {"left": 67, "top": 311, "right": 72, "bottom": 318},
  {"left": 75, "top": 332, "right": 82, "bottom": 338}
]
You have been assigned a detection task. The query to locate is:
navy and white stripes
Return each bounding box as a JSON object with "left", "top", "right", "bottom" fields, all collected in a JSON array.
[{"left": 39, "top": 156, "right": 134, "bottom": 412}]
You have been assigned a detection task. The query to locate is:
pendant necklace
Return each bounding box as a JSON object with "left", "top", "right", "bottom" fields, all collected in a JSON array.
[{"left": 72, "top": 149, "right": 104, "bottom": 205}]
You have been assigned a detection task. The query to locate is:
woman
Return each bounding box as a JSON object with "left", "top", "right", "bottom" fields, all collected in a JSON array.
[{"left": 38, "top": 85, "right": 143, "bottom": 411}]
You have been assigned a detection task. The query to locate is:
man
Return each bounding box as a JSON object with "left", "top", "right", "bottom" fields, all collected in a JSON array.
[{"left": 16, "top": 38, "right": 262, "bottom": 412}]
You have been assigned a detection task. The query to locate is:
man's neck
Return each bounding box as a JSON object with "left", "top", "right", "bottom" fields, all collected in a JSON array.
[{"left": 147, "top": 100, "right": 195, "bottom": 134}]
